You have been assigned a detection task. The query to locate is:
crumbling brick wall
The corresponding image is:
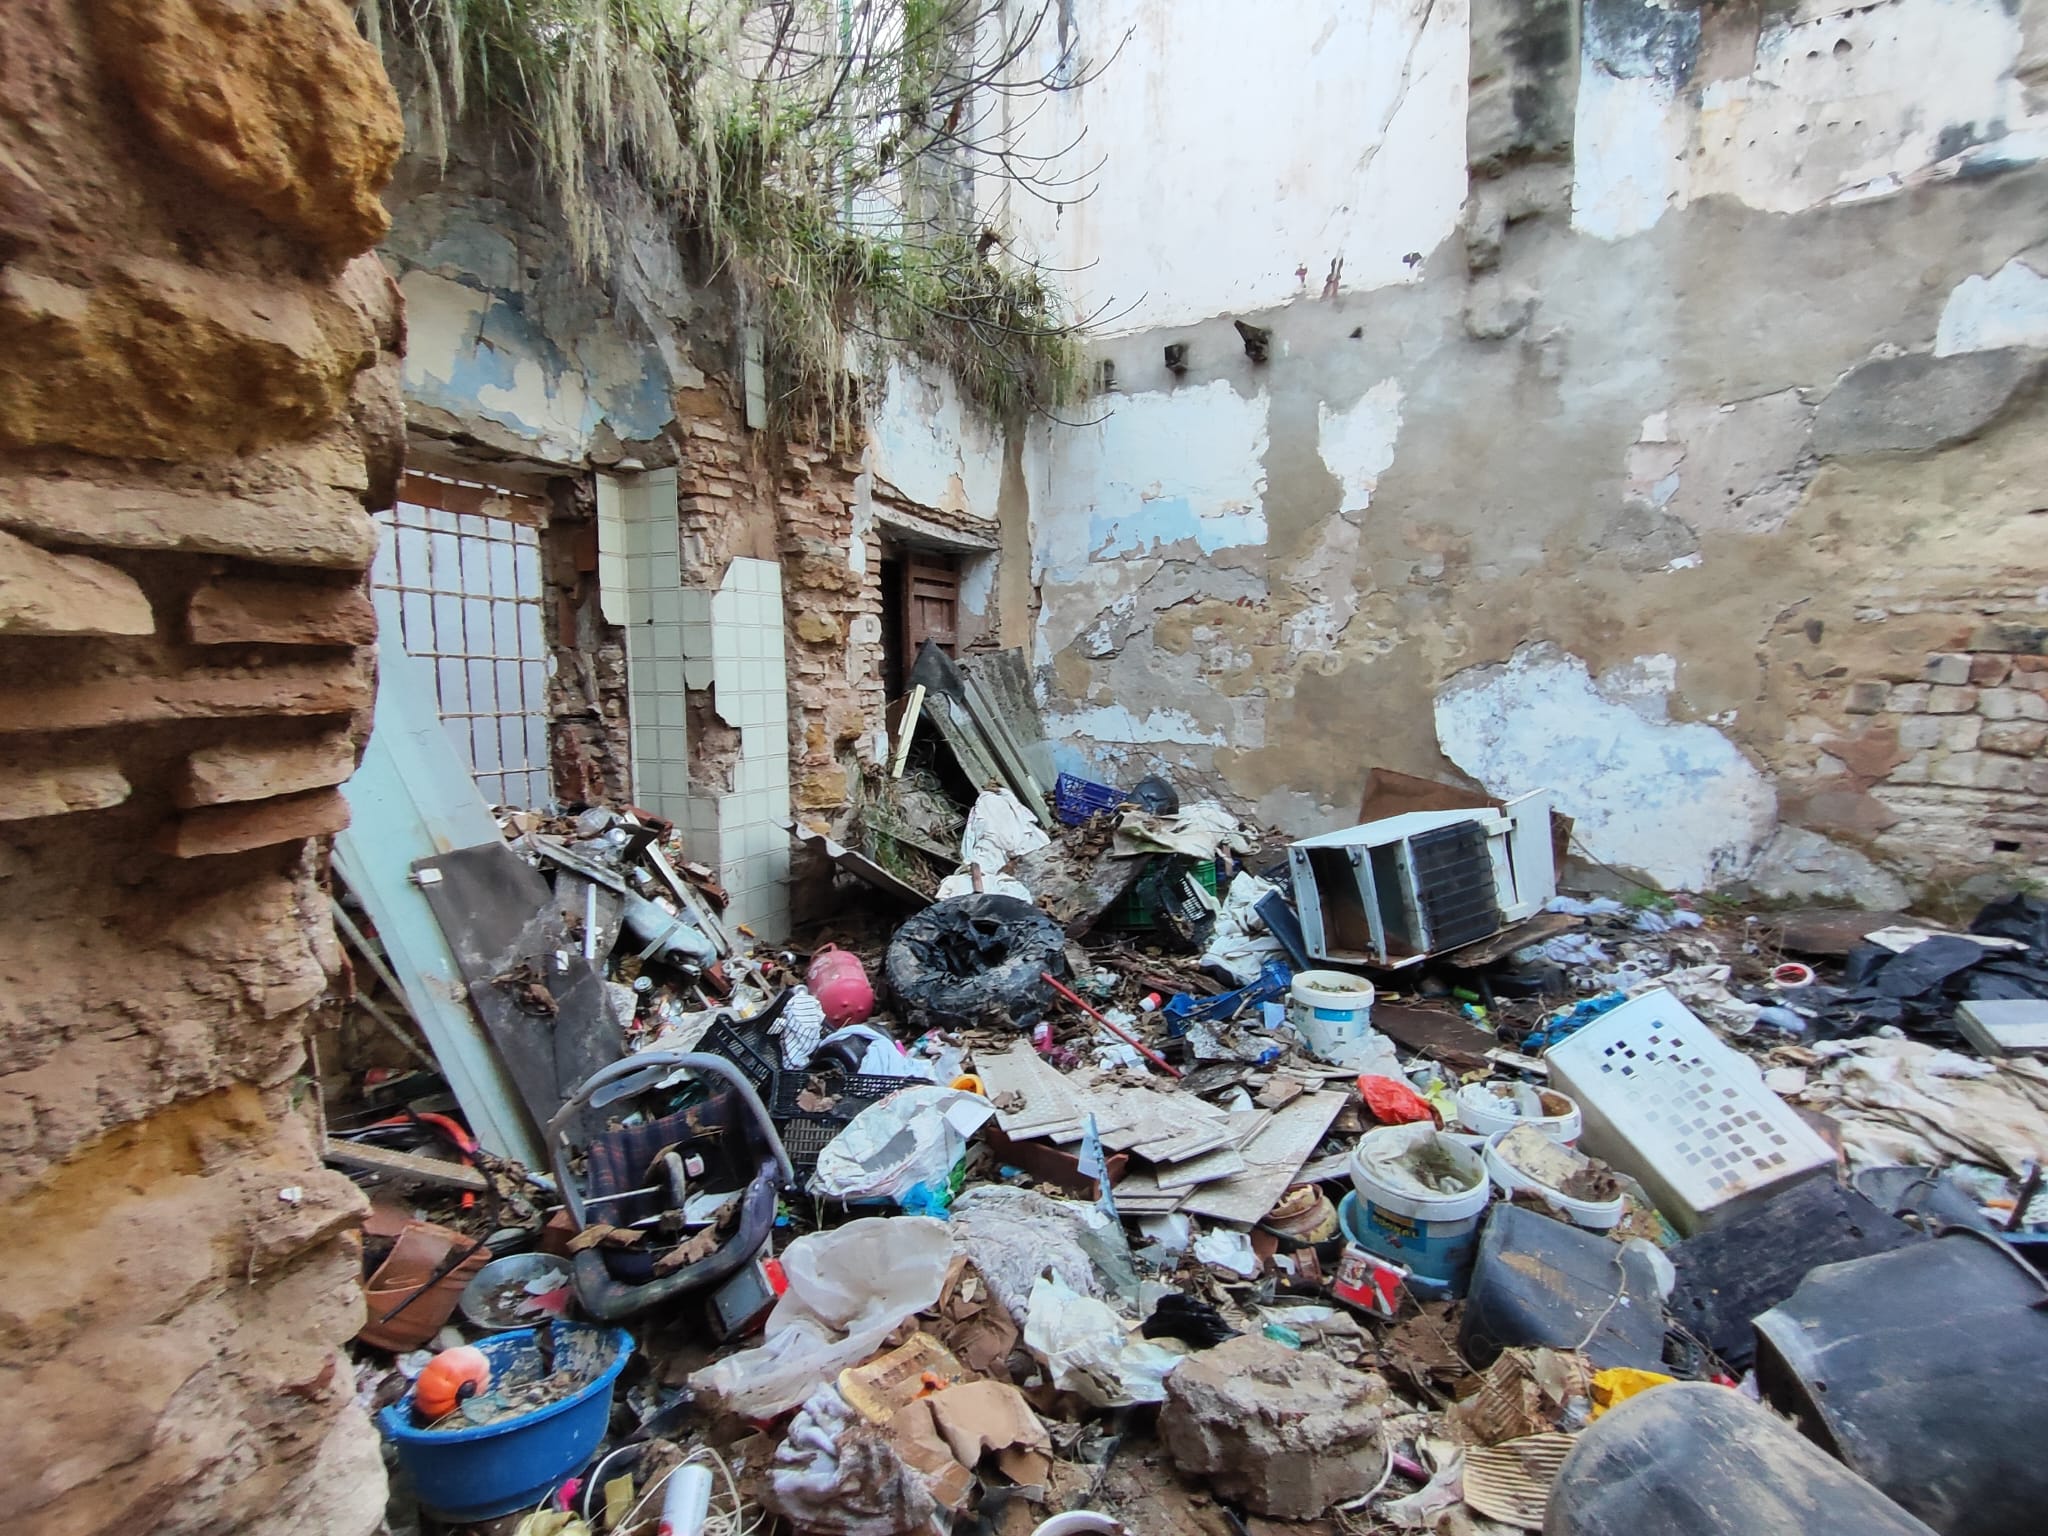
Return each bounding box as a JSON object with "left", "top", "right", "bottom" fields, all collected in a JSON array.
[
  {"left": 543, "top": 476, "right": 633, "bottom": 807},
  {"left": 664, "top": 383, "right": 888, "bottom": 823},
  {"left": 0, "top": 3, "right": 404, "bottom": 1531}
]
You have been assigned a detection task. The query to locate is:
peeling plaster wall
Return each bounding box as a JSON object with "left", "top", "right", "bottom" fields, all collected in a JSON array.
[
  {"left": 1025, "top": 0, "right": 2048, "bottom": 903},
  {"left": 384, "top": 162, "right": 700, "bottom": 466}
]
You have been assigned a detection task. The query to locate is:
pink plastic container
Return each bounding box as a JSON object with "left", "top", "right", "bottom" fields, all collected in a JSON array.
[{"left": 807, "top": 944, "right": 875, "bottom": 1027}]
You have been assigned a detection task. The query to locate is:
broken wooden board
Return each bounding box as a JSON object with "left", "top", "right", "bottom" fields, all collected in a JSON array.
[
  {"left": 1439, "top": 911, "right": 1581, "bottom": 970},
  {"left": 975, "top": 1042, "right": 1088, "bottom": 1140},
  {"left": 1005, "top": 840, "right": 1146, "bottom": 937},
  {"left": 1372, "top": 1003, "right": 1498, "bottom": 1071},
  {"left": 1179, "top": 1091, "right": 1347, "bottom": 1225},
  {"left": 1069, "top": 1076, "right": 1232, "bottom": 1163},
  {"left": 1153, "top": 1145, "right": 1249, "bottom": 1191},
  {"left": 324, "top": 1138, "right": 488, "bottom": 1192},
  {"left": 959, "top": 649, "right": 1056, "bottom": 790},
  {"left": 787, "top": 820, "right": 930, "bottom": 907},
  {"left": 414, "top": 840, "right": 623, "bottom": 1140},
  {"left": 1104, "top": 1165, "right": 1187, "bottom": 1214}
]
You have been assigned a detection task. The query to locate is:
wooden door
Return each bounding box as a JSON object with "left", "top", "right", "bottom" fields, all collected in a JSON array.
[{"left": 902, "top": 553, "right": 959, "bottom": 661}]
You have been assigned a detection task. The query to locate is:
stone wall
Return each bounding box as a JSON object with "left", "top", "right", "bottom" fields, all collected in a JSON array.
[
  {"left": 0, "top": 3, "right": 402, "bottom": 1530},
  {"left": 1007, "top": 0, "right": 2048, "bottom": 907}
]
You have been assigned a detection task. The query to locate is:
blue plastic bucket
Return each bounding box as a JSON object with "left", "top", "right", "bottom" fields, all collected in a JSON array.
[
  {"left": 1342, "top": 1123, "right": 1492, "bottom": 1299},
  {"left": 378, "top": 1324, "right": 634, "bottom": 1522}
]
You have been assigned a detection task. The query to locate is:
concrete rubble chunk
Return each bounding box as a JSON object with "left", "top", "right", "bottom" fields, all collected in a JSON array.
[{"left": 1158, "top": 1333, "right": 1389, "bottom": 1518}]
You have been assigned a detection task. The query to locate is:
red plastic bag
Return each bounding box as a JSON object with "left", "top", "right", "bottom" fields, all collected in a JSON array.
[{"left": 1357, "top": 1073, "right": 1437, "bottom": 1126}]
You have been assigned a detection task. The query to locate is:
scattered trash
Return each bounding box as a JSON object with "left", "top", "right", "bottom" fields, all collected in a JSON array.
[{"left": 331, "top": 661, "right": 2048, "bottom": 1536}]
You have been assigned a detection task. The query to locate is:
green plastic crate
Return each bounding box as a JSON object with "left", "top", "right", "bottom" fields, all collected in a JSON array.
[{"left": 1107, "top": 858, "right": 1219, "bottom": 930}]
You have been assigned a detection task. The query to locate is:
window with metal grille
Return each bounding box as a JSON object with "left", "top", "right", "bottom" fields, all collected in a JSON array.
[{"left": 371, "top": 471, "right": 553, "bottom": 809}]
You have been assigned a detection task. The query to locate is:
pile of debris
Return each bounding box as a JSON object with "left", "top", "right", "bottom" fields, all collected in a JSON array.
[{"left": 322, "top": 660, "right": 2048, "bottom": 1536}]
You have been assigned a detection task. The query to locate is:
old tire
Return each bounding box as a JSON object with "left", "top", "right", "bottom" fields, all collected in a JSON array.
[{"left": 886, "top": 893, "right": 1071, "bottom": 1031}]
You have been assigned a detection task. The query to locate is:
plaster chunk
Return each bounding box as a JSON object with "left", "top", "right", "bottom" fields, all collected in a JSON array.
[
  {"left": 1812, "top": 349, "right": 2041, "bottom": 458},
  {"left": 1936, "top": 259, "right": 2048, "bottom": 356},
  {"left": 1748, "top": 826, "right": 1910, "bottom": 909},
  {"left": 1434, "top": 642, "right": 1777, "bottom": 891}
]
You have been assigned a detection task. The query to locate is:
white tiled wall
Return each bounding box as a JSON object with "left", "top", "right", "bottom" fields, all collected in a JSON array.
[
  {"left": 682, "top": 558, "right": 791, "bottom": 939},
  {"left": 601, "top": 472, "right": 791, "bottom": 941}
]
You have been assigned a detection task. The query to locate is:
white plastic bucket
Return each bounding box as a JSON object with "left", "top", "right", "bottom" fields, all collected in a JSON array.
[
  {"left": 1455, "top": 1081, "right": 1584, "bottom": 1145},
  {"left": 1291, "top": 969, "right": 1377, "bottom": 1059},
  {"left": 1345, "top": 1123, "right": 1492, "bottom": 1295},
  {"left": 1483, "top": 1128, "right": 1624, "bottom": 1230}
]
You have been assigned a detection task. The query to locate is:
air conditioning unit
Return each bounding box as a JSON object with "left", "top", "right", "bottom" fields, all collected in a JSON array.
[{"left": 1286, "top": 791, "right": 1555, "bottom": 968}]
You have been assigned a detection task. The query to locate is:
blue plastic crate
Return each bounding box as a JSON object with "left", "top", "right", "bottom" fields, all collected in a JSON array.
[{"left": 1054, "top": 772, "right": 1124, "bottom": 825}]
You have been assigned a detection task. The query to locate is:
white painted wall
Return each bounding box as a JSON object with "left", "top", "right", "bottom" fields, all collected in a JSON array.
[
  {"left": 1574, "top": 0, "right": 2047, "bottom": 240},
  {"left": 868, "top": 358, "right": 1005, "bottom": 520},
  {"left": 990, "top": 0, "right": 1471, "bottom": 332}
]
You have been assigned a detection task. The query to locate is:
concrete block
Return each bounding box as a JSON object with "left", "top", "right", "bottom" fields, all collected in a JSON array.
[
  {"left": 187, "top": 577, "right": 376, "bottom": 647},
  {"left": 1973, "top": 756, "right": 2035, "bottom": 791},
  {"left": 0, "top": 762, "right": 131, "bottom": 820},
  {"left": 1980, "top": 688, "right": 2048, "bottom": 722},
  {"left": 1942, "top": 716, "right": 1984, "bottom": 752},
  {"left": 1159, "top": 1334, "right": 1388, "bottom": 1519},
  {"left": 1897, "top": 716, "right": 1945, "bottom": 751},
  {"left": 0, "top": 528, "right": 153, "bottom": 636},
  {"left": 156, "top": 786, "right": 351, "bottom": 857},
  {"left": 1887, "top": 683, "right": 1933, "bottom": 713},
  {"left": 1928, "top": 753, "right": 1980, "bottom": 787},
  {"left": 1969, "top": 622, "right": 2048, "bottom": 655},
  {"left": 178, "top": 731, "right": 357, "bottom": 807},
  {"left": 1980, "top": 721, "right": 2048, "bottom": 755},
  {"left": 1923, "top": 653, "right": 1972, "bottom": 685},
  {"left": 1926, "top": 686, "right": 1979, "bottom": 714},
  {"left": 1845, "top": 680, "right": 1890, "bottom": 715}
]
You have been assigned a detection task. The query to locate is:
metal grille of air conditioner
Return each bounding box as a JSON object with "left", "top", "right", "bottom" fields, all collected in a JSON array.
[{"left": 1408, "top": 821, "right": 1502, "bottom": 951}]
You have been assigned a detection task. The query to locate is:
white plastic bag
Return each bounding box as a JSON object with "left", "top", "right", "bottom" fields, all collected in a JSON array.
[
  {"left": 1021, "top": 1274, "right": 1181, "bottom": 1407},
  {"left": 957, "top": 788, "right": 1050, "bottom": 879},
  {"left": 691, "top": 1217, "right": 953, "bottom": 1419},
  {"left": 808, "top": 1087, "right": 995, "bottom": 1205},
  {"left": 1199, "top": 871, "right": 1288, "bottom": 984}
]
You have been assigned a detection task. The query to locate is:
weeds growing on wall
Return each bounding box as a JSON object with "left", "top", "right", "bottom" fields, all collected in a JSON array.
[{"left": 358, "top": 0, "right": 1097, "bottom": 430}]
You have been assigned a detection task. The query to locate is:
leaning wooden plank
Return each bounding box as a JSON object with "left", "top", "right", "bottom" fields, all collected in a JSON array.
[
  {"left": 1180, "top": 1091, "right": 1347, "bottom": 1225},
  {"left": 325, "top": 1138, "right": 487, "bottom": 1193},
  {"left": 890, "top": 684, "right": 926, "bottom": 779}
]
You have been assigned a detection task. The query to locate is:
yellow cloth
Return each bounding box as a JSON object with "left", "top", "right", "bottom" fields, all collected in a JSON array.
[{"left": 1590, "top": 1366, "right": 1676, "bottom": 1417}]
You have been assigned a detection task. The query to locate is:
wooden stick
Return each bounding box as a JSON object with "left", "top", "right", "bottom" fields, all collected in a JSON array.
[{"left": 891, "top": 684, "right": 926, "bottom": 778}]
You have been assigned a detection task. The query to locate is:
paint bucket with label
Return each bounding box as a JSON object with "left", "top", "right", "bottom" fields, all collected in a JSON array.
[
  {"left": 1290, "top": 969, "right": 1378, "bottom": 1059},
  {"left": 1344, "top": 1122, "right": 1492, "bottom": 1298}
]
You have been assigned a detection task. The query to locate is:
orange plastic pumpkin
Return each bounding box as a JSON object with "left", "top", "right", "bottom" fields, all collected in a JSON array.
[{"left": 414, "top": 1344, "right": 491, "bottom": 1420}]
